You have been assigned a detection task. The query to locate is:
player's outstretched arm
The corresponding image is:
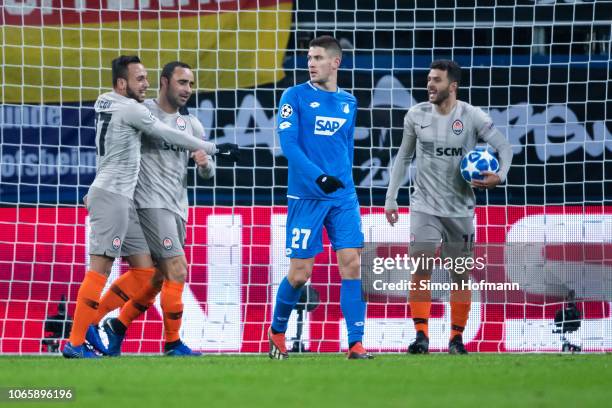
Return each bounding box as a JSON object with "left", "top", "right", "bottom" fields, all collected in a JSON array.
[
  {"left": 149, "top": 120, "right": 218, "bottom": 155},
  {"left": 385, "top": 112, "right": 417, "bottom": 226},
  {"left": 124, "top": 102, "right": 226, "bottom": 157}
]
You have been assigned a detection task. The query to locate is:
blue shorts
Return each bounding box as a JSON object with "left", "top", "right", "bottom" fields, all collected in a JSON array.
[{"left": 285, "top": 195, "right": 364, "bottom": 258}]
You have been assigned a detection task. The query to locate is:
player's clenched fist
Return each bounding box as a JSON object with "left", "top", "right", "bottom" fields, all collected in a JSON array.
[{"left": 191, "top": 150, "right": 209, "bottom": 167}]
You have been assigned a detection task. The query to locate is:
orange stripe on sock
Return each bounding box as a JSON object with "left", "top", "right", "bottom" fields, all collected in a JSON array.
[
  {"left": 68, "top": 270, "right": 107, "bottom": 346},
  {"left": 117, "top": 278, "right": 160, "bottom": 328},
  {"left": 409, "top": 274, "right": 431, "bottom": 338},
  {"left": 450, "top": 289, "right": 471, "bottom": 339},
  {"left": 161, "top": 280, "right": 184, "bottom": 344},
  {"left": 94, "top": 267, "right": 155, "bottom": 325}
]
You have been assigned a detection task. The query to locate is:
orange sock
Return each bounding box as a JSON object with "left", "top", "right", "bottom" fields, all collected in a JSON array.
[
  {"left": 161, "top": 280, "right": 184, "bottom": 344},
  {"left": 450, "top": 289, "right": 471, "bottom": 339},
  {"left": 94, "top": 267, "right": 155, "bottom": 325},
  {"left": 409, "top": 274, "right": 431, "bottom": 338},
  {"left": 117, "top": 279, "right": 160, "bottom": 328},
  {"left": 68, "top": 270, "right": 107, "bottom": 346}
]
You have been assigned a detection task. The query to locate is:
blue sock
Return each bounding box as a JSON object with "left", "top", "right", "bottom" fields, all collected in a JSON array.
[
  {"left": 271, "top": 277, "right": 302, "bottom": 333},
  {"left": 340, "top": 279, "right": 366, "bottom": 345}
]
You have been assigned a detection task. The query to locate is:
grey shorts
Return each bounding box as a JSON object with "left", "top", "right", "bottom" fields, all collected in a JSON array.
[
  {"left": 87, "top": 187, "right": 150, "bottom": 258},
  {"left": 410, "top": 210, "right": 474, "bottom": 259},
  {"left": 137, "top": 208, "right": 186, "bottom": 260}
]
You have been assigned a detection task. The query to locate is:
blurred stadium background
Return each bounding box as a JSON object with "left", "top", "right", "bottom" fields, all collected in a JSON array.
[{"left": 0, "top": 0, "right": 611, "bottom": 355}]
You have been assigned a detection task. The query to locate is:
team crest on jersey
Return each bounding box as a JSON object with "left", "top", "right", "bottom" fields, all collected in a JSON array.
[
  {"left": 163, "top": 237, "right": 173, "bottom": 250},
  {"left": 280, "top": 104, "right": 293, "bottom": 118},
  {"left": 112, "top": 236, "right": 121, "bottom": 250},
  {"left": 452, "top": 119, "right": 464, "bottom": 135},
  {"left": 314, "top": 116, "right": 347, "bottom": 136},
  {"left": 341, "top": 103, "right": 350, "bottom": 114},
  {"left": 176, "top": 116, "right": 187, "bottom": 131},
  {"left": 309, "top": 102, "right": 320, "bottom": 108}
]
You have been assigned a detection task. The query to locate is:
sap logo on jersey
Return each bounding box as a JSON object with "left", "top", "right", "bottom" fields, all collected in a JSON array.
[{"left": 314, "top": 116, "right": 347, "bottom": 136}]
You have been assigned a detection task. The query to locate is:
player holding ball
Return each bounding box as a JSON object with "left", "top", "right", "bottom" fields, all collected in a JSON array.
[{"left": 384, "top": 60, "right": 513, "bottom": 354}]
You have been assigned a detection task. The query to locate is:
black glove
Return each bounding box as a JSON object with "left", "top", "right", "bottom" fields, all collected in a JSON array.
[
  {"left": 316, "top": 174, "right": 345, "bottom": 194},
  {"left": 215, "top": 143, "right": 240, "bottom": 162}
]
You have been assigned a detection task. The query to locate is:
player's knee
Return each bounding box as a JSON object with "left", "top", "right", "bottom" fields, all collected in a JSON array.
[
  {"left": 338, "top": 253, "right": 361, "bottom": 279},
  {"left": 164, "top": 256, "right": 188, "bottom": 283},
  {"left": 89, "top": 255, "right": 114, "bottom": 277},
  {"left": 288, "top": 261, "right": 312, "bottom": 288},
  {"left": 151, "top": 270, "right": 164, "bottom": 289}
]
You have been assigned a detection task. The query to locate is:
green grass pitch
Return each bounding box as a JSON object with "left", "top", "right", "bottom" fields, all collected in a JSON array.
[{"left": 1, "top": 354, "right": 611, "bottom": 408}]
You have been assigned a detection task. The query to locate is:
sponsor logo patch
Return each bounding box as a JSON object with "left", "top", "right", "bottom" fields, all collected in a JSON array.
[
  {"left": 279, "top": 121, "right": 292, "bottom": 130},
  {"left": 314, "top": 116, "right": 347, "bottom": 136},
  {"left": 280, "top": 104, "right": 293, "bottom": 118},
  {"left": 112, "top": 236, "right": 121, "bottom": 250},
  {"left": 176, "top": 116, "right": 187, "bottom": 130},
  {"left": 452, "top": 119, "right": 464, "bottom": 135},
  {"left": 285, "top": 248, "right": 292, "bottom": 256},
  {"left": 309, "top": 101, "right": 320, "bottom": 108},
  {"left": 163, "top": 237, "right": 173, "bottom": 250}
]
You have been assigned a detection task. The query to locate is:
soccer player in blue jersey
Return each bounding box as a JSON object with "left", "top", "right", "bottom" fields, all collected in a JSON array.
[{"left": 268, "top": 36, "right": 373, "bottom": 360}]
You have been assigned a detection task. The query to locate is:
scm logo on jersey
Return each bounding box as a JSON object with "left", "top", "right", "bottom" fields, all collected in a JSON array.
[
  {"left": 314, "top": 116, "right": 347, "bottom": 136},
  {"left": 436, "top": 147, "right": 463, "bottom": 156}
]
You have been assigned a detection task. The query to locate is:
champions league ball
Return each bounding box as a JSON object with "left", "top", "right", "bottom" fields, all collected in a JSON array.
[{"left": 460, "top": 147, "right": 500, "bottom": 183}]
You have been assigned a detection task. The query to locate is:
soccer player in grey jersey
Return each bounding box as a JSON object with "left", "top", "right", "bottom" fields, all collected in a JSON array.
[
  {"left": 384, "top": 60, "right": 512, "bottom": 355},
  {"left": 63, "top": 56, "right": 238, "bottom": 358},
  {"left": 96, "top": 62, "right": 215, "bottom": 356}
]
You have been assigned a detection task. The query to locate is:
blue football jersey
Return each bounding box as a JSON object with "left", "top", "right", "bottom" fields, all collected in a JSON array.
[{"left": 277, "top": 81, "right": 358, "bottom": 200}]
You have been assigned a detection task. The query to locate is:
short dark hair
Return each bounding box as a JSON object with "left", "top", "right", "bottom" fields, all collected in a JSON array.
[
  {"left": 112, "top": 55, "right": 141, "bottom": 87},
  {"left": 430, "top": 59, "right": 462, "bottom": 86},
  {"left": 309, "top": 35, "right": 342, "bottom": 59},
  {"left": 160, "top": 61, "right": 192, "bottom": 89}
]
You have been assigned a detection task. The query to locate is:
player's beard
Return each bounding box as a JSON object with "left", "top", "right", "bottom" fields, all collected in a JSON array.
[
  {"left": 167, "top": 91, "right": 187, "bottom": 110},
  {"left": 126, "top": 85, "right": 145, "bottom": 103},
  {"left": 431, "top": 86, "right": 450, "bottom": 105}
]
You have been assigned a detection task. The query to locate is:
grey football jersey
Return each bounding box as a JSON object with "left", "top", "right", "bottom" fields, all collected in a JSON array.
[
  {"left": 134, "top": 99, "right": 215, "bottom": 221},
  {"left": 386, "top": 100, "right": 512, "bottom": 217},
  {"left": 91, "top": 92, "right": 217, "bottom": 199},
  {"left": 91, "top": 92, "right": 154, "bottom": 198}
]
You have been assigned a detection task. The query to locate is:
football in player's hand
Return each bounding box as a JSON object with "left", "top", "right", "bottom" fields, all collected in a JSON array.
[{"left": 460, "top": 147, "right": 499, "bottom": 183}]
